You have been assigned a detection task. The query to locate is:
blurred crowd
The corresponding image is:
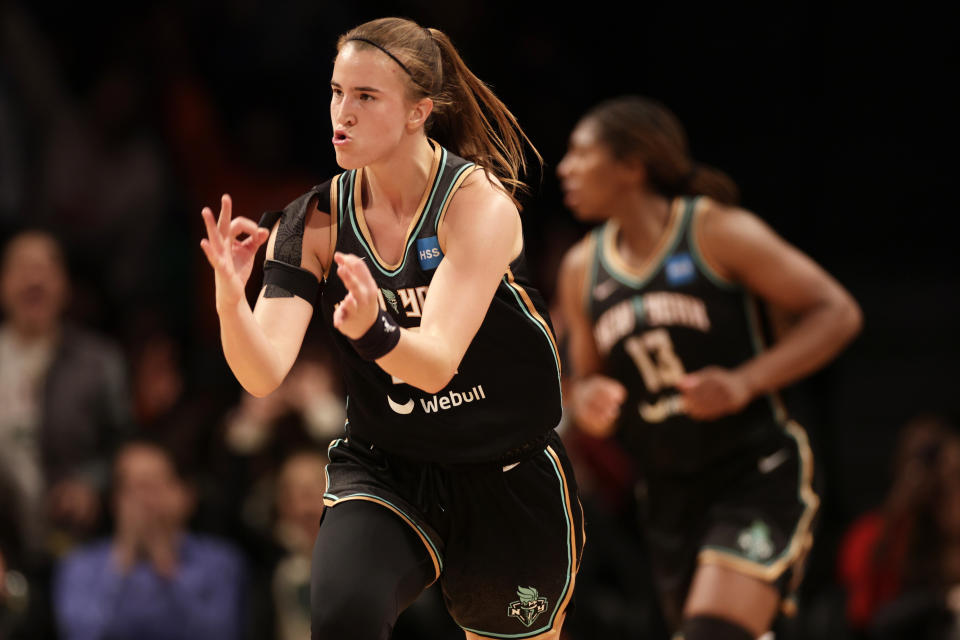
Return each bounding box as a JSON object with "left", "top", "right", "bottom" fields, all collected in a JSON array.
[{"left": 0, "top": 2, "right": 957, "bottom": 640}]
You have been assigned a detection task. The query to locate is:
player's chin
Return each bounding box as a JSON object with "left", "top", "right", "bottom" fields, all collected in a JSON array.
[
  {"left": 333, "top": 147, "right": 363, "bottom": 170},
  {"left": 566, "top": 198, "right": 604, "bottom": 223}
]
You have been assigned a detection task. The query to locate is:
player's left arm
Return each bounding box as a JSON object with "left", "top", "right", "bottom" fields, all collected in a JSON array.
[
  {"left": 679, "top": 201, "right": 863, "bottom": 419},
  {"left": 333, "top": 172, "right": 521, "bottom": 393}
]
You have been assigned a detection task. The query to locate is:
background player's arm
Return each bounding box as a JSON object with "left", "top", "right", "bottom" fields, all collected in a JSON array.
[
  {"left": 683, "top": 203, "right": 863, "bottom": 416},
  {"left": 334, "top": 173, "right": 520, "bottom": 393},
  {"left": 557, "top": 238, "right": 626, "bottom": 436},
  {"left": 201, "top": 195, "right": 330, "bottom": 397}
]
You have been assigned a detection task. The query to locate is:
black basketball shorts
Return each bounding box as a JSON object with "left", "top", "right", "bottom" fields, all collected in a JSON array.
[
  {"left": 322, "top": 428, "right": 585, "bottom": 638},
  {"left": 642, "top": 421, "right": 819, "bottom": 617}
]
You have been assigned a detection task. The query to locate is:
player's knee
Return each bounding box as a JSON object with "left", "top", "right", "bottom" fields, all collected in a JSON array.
[
  {"left": 311, "top": 583, "right": 395, "bottom": 640},
  {"left": 679, "top": 615, "right": 755, "bottom": 640}
]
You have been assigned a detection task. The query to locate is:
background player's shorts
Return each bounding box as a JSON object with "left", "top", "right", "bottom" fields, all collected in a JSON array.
[
  {"left": 323, "top": 428, "right": 585, "bottom": 638},
  {"left": 642, "top": 421, "right": 818, "bottom": 620}
]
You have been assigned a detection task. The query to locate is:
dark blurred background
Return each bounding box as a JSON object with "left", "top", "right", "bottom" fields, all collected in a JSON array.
[{"left": 0, "top": 1, "right": 956, "bottom": 639}]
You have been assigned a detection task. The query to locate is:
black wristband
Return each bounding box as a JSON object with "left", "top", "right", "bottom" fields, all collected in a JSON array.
[{"left": 349, "top": 308, "right": 401, "bottom": 360}]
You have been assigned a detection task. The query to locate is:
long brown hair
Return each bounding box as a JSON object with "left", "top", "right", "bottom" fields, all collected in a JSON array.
[
  {"left": 583, "top": 96, "right": 740, "bottom": 205},
  {"left": 337, "top": 17, "right": 541, "bottom": 207}
]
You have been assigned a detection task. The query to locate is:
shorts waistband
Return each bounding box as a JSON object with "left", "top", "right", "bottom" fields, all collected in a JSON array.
[{"left": 342, "top": 427, "right": 557, "bottom": 470}]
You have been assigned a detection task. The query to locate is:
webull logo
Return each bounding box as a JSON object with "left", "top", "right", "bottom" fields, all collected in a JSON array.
[{"left": 420, "top": 385, "right": 486, "bottom": 413}]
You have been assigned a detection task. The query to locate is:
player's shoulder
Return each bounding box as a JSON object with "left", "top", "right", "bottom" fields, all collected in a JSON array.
[
  {"left": 693, "top": 196, "right": 766, "bottom": 241},
  {"left": 561, "top": 231, "right": 595, "bottom": 274},
  {"left": 558, "top": 230, "right": 599, "bottom": 291},
  {"left": 446, "top": 168, "right": 520, "bottom": 229}
]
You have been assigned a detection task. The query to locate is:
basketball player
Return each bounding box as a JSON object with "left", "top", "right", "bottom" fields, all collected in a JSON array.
[
  {"left": 200, "top": 17, "right": 583, "bottom": 640},
  {"left": 556, "top": 96, "right": 862, "bottom": 640}
]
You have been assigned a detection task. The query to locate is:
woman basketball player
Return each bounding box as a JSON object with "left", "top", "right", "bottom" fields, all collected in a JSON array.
[
  {"left": 556, "top": 96, "right": 861, "bottom": 640},
  {"left": 200, "top": 17, "right": 583, "bottom": 640}
]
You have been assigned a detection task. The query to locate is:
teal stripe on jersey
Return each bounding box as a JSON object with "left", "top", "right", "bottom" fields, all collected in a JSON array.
[
  {"left": 685, "top": 195, "right": 739, "bottom": 290},
  {"left": 432, "top": 162, "right": 476, "bottom": 234},
  {"left": 502, "top": 277, "right": 562, "bottom": 395},
  {"left": 600, "top": 198, "right": 693, "bottom": 290},
  {"left": 350, "top": 148, "right": 448, "bottom": 277}
]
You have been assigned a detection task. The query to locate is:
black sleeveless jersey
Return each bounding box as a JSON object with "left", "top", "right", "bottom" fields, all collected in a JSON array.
[
  {"left": 311, "top": 143, "right": 562, "bottom": 463},
  {"left": 583, "top": 196, "right": 787, "bottom": 475}
]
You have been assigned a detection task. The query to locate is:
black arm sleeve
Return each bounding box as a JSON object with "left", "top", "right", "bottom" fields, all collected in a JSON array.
[{"left": 257, "top": 179, "right": 333, "bottom": 305}]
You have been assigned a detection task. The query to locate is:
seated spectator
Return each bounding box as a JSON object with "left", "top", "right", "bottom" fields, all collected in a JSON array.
[
  {"left": 839, "top": 413, "right": 960, "bottom": 638},
  {"left": 53, "top": 440, "right": 246, "bottom": 640},
  {"left": 0, "top": 229, "right": 133, "bottom": 558},
  {"left": 271, "top": 450, "right": 327, "bottom": 640}
]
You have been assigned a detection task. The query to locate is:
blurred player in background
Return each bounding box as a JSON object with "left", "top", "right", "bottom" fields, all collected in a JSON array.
[{"left": 556, "top": 96, "right": 862, "bottom": 640}]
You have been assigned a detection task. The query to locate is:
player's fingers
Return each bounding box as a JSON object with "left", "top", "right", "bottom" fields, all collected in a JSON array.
[
  {"left": 199, "top": 239, "right": 224, "bottom": 270},
  {"left": 229, "top": 216, "right": 260, "bottom": 239},
  {"left": 339, "top": 261, "right": 372, "bottom": 303},
  {"left": 241, "top": 228, "right": 270, "bottom": 252},
  {"left": 676, "top": 373, "right": 698, "bottom": 391},
  {"left": 201, "top": 207, "right": 224, "bottom": 249},
  {"left": 217, "top": 194, "right": 233, "bottom": 236}
]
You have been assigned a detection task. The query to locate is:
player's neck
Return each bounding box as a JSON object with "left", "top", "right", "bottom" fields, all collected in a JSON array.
[
  {"left": 362, "top": 135, "right": 435, "bottom": 224},
  {"left": 614, "top": 190, "right": 673, "bottom": 262}
]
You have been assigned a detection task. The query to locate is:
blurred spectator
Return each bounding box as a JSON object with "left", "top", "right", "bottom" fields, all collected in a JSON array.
[
  {"left": 0, "top": 230, "right": 133, "bottom": 558},
  {"left": 127, "top": 318, "right": 229, "bottom": 477},
  {"left": 839, "top": 414, "right": 960, "bottom": 639},
  {"left": 53, "top": 440, "right": 246, "bottom": 640},
  {"left": 271, "top": 450, "right": 327, "bottom": 640},
  {"left": 218, "top": 352, "right": 344, "bottom": 538},
  {"left": 224, "top": 354, "right": 346, "bottom": 460}
]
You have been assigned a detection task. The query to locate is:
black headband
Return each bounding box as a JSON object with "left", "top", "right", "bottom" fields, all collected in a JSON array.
[{"left": 347, "top": 37, "right": 412, "bottom": 76}]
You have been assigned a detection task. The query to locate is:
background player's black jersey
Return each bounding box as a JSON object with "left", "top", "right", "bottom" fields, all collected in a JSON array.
[
  {"left": 313, "top": 143, "right": 561, "bottom": 464},
  {"left": 584, "top": 196, "right": 787, "bottom": 475}
]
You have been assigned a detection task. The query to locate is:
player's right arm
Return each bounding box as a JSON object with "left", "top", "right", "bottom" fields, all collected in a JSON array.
[
  {"left": 557, "top": 237, "right": 627, "bottom": 437},
  {"left": 200, "top": 194, "right": 329, "bottom": 397}
]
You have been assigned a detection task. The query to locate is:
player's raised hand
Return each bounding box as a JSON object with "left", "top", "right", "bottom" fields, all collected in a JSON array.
[
  {"left": 571, "top": 374, "right": 628, "bottom": 437},
  {"left": 199, "top": 194, "right": 270, "bottom": 310},
  {"left": 332, "top": 252, "right": 381, "bottom": 339}
]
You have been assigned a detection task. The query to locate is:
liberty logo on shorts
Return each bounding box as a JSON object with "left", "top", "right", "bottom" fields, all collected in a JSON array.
[
  {"left": 507, "top": 586, "right": 548, "bottom": 627},
  {"left": 737, "top": 520, "right": 775, "bottom": 562}
]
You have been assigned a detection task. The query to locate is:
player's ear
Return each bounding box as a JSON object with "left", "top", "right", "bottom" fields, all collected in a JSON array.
[
  {"left": 617, "top": 155, "right": 647, "bottom": 188},
  {"left": 407, "top": 97, "right": 434, "bottom": 131}
]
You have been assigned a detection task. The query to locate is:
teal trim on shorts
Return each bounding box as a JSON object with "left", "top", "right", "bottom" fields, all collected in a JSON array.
[
  {"left": 324, "top": 491, "right": 444, "bottom": 573},
  {"left": 460, "top": 448, "right": 573, "bottom": 638},
  {"left": 700, "top": 423, "right": 818, "bottom": 574}
]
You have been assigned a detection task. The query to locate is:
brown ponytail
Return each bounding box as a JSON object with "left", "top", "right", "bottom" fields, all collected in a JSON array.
[
  {"left": 584, "top": 97, "right": 740, "bottom": 206},
  {"left": 337, "top": 18, "right": 541, "bottom": 208}
]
